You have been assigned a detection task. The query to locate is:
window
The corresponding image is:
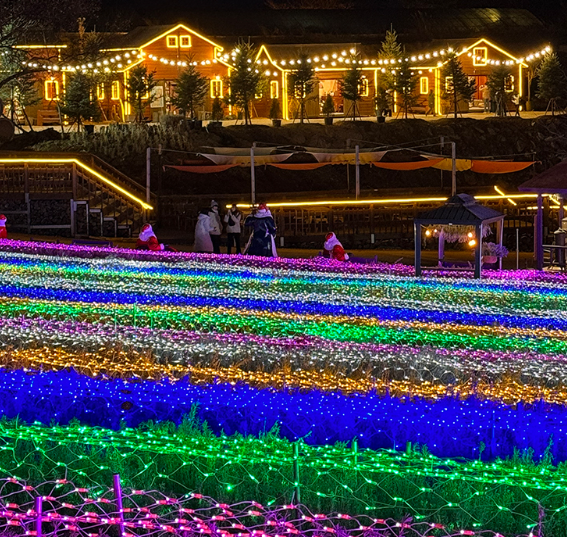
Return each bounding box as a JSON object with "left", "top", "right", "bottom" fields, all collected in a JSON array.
[
  {"left": 505, "top": 75, "right": 514, "bottom": 92},
  {"left": 167, "top": 35, "right": 178, "bottom": 48},
  {"left": 210, "top": 79, "right": 223, "bottom": 98},
  {"left": 358, "top": 78, "right": 369, "bottom": 97},
  {"left": 445, "top": 76, "right": 453, "bottom": 91},
  {"left": 111, "top": 80, "right": 120, "bottom": 100},
  {"left": 473, "top": 47, "right": 488, "bottom": 66},
  {"left": 44, "top": 79, "right": 59, "bottom": 100},
  {"left": 270, "top": 80, "right": 279, "bottom": 99},
  {"left": 96, "top": 84, "right": 105, "bottom": 100},
  {"left": 420, "top": 77, "right": 429, "bottom": 94},
  {"left": 180, "top": 35, "right": 191, "bottom": 48}
]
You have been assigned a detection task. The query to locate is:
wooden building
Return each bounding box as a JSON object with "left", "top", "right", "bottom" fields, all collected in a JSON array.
[{"left": 15, "top": 23, "right": 548, "bottom": 124}]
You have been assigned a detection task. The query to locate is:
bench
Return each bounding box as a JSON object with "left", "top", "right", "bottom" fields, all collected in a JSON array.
[{"left": 37, "top": 110, "right": 60, "bottom": 126}]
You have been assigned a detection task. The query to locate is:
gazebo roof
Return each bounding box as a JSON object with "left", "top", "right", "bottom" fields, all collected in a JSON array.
[
  {"left": 518, "top": 160, "right": 567, "bottom": 195},
  {"left": 415, "top": 194, "right": 505, "bottom": 225}
]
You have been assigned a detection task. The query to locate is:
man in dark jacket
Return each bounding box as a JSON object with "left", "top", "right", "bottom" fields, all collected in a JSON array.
[{"left": 244, "top": 203, "right": 277, "bottom": 257}]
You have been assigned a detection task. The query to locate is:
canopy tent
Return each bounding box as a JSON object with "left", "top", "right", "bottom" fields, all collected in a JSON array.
[
  {"left": 414, "top": 194, "right": 505, "bottom": 279},
  {"left": 518, "top": 160, "right": 567, "bottom": 270}
]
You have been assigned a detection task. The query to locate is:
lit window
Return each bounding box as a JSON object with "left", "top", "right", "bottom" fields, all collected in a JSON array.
[
  {"left": 180, "top": 35, "right": 191, "bottom": 48},
  {"left": 111, "top": 80, "right": 120, "bottom": 100},
  {"left": 358, "top": 78, "right": 369, "bottom": 97},
  {"left": 445, "top": 76, "right": 453, "bottom": 91},
  {"left": 473, "top": 47, "right": 488, "bottom": 66},
  {"left": 167, "top": 35, "right": 178, "bottom": 48},
  {"left": 210, "top": 79, "right": 223, "bottom": 98},
  {"left": 97, "top": 84, "right": 105, "bottom": 100},
  {"left": 420, "top": 77, "right": 429, "bottom": 94},
  {"left": 44, "top": 79, "right": 59, "bottom": 100},
  {"left": 270, "top": 80, "right": 279, "bottom": 99},
  {"left": 505, "top": 75, "right": 514, "bottom": 92}
]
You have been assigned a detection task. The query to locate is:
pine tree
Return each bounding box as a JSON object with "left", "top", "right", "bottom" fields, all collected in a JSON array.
[
  {"left": 487, "top": 65, "right": 512, "bottom": 117},
  {"left": 377, "top": 28, "right": 403, "bottom": 113},
  {"left": 287, "top": 53, "right": 316, "bottom": 123},
  {"left": 394, "top": 67, "right": 418, "bottom": 119},
  {"left": 171, "top": 62, "right": 209, "bottom": 119},
  {"left": 340, "top": 55, "right": 364, "bottom": 121},
  {"left": 537, "top": 52, "right": 567, "bottom": 115},
  {"left": 59, "top": 72, "right": 99, "bottom": 130},
  {"left": 224, "top": 40, "right": 266, "bottom": 126},
  {"left": 126, "top": 65, "right": 157, "bottom": 122},
  {"left": 441, "top": 51, "right": 476, "bottom": 118}
]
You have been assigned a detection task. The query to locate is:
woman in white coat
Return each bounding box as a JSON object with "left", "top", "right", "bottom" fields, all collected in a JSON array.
[
  {"left": 224, "top": 203, "right": 242, "bottom": 254},
  {"left": 194, "top": 209, "right": 214, "bottom": 253}
]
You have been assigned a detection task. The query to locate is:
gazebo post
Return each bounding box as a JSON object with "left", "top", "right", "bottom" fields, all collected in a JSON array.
[
  {"left": 414, "top": 222, "right": 422, "bottom": 276},
  {"left": 536, "top": 194, "right": 543, "bottom": 270},
  {"left": 497, "top": 220, "right": 504, "bottom": 271},
  {"left": 438, "top": 229, "right": 445, "bottom": 267},
  {"left": 475, "top": 223, "right": 482, "bottom": 279}
]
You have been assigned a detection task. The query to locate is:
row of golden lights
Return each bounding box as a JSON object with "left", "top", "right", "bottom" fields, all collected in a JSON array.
[{"left": 18, "top": 42, "right": 551, "bottom": 74}]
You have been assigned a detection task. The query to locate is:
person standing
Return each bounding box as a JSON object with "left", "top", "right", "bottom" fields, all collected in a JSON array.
[
  {"left": 244, "top": 203, "right": 277, "bottom": 257},
  {"left": 481, "top": 84, "right": 491, "bottom": 113},
  {"left": 0, "top": 215, "right": 7, "bottom": 239},
  {"left": 194, "top": 209, "right": 214, "bottom": 253},
  {"left": 208, "top": 200, "right": 222, "bottom": 254},
  {"left": 224, "top": 203, "right": 242, "bottom": 254}
]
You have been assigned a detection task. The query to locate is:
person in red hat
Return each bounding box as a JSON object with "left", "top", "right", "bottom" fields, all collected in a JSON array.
[
  {"left": 136, "top": 223, "right": 165, "bottom": 251},
  {"left": 323, "top": 232, "right": 349, "bottom": 261},
  {"left": 0, "top": 215, "right": 7, "bottom": 239},
  {"left": 244, "top": 203, "right": 277, "bottom": 257}
]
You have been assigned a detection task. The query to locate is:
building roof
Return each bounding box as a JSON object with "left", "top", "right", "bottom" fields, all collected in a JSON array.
[
  {"left": 103, "top": 7, "right": 544, "bottom": 49},
  {"left": 415, "top": 194, "right": 505, "bottom": 225},
  {"left": 518, "top": 160, "right": 567, "bottom": 195}
]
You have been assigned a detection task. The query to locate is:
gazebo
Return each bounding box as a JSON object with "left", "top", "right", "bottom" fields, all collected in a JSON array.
[
  {"left": 414, "top": 194, "right": 505, "bottom": 279},
  {"left": 518, "top": 160, "right": 567, "bottom": 270}
]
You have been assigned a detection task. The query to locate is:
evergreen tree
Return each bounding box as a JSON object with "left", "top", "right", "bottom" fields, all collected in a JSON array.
[
  {"left": 126, "top": 65, "right": 157, "bottom": 123},
  {"left": 487, "top": 65, "right": 513, "bottom": 117},
  {"left": 394, "top": 67, "right": 418, "bottom": 118},
  {"left": 537, "top": 52, "right": 567, "bottom": 115},
  {"left": 377, "top": 28, "right": 403, "bottom": 113},
  {"left": 440, "top": 51, "right": 476, "bottom": 118},
  {"left": 224, "top": 40, "right": 266, "bottom": 126},
  {"left": 287, "top": 53, "right": 316, "bottom": 123},
  {"left": 59, "top": 72, "right": 99, "bottom": 130},
  {"left": 340, "top": 55, "right": 364, "bottom": 120},
  {"left": 171, "top": 62, "right": 209, "bottom": 119}
]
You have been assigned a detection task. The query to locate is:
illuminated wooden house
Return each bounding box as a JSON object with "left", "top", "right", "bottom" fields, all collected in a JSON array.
[{"left": 16, "top": 22, "right": 548, "bottom": 124}]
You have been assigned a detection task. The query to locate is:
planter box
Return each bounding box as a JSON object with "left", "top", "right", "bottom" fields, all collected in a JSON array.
[
  {"left": 324, "top": 117, "right": 333, "bottom": 125},
  {"left": 272, "top": 119, "right": 282, "bottom": 127},
  {"left": 482, "top": 255, "right": 497, "bottom": 264}
]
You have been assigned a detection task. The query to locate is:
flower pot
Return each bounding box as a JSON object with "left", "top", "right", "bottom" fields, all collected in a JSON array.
[
  {"left": 483, "top": 255, "right": 497, "bottom": 264},
  {"left": 525, "top": 100, "right": 533, "bottom": 111},
  {"left": 272, "top": 119, "right": 282, "bottom": 127},
  {"left": 377, "top": 116, "right": 386, "bottom": 123},
  {"left": 324, "top": 116, "right": 333, "bottom": 126}
]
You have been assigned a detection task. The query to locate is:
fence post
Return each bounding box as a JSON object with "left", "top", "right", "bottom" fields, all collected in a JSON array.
[
  {"left": 352, "top": 437, "right": 358, "bottom": 465},
  {"left": 292, "top": 442, "right": 301, "bottom": 504},
  {"left": 35, "top": 496, "right": 42, "bottom": 537},
  {"left": 113, "top": 473, "right": 126, "bottom": 537}
]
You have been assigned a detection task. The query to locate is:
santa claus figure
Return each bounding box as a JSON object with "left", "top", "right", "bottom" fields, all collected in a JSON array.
[
  {"left": 136, "top": 224, "right": 164, "bottom": 251},
  {"left": 0, "top": 215, "right": 7, "bottom": 239},
  {"left": 323, "top": 232, "right": 349, "bottom": 261}
]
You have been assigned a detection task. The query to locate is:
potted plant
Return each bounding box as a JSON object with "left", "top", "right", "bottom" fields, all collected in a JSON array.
[
  {"left": 269, "top": 98, "right": 282, "bottom": 127},
  {"left": 374, "top": 87, "right": 389, "bottom": 123},
  {"left": 322, "top": 94, "right": 335, "bottom": 125},
  {"left": 482, "top": 242, "right": 509, "bottom": 264},
  {"left": 210, "top": 97, "right": 224, "bottom": 126}
]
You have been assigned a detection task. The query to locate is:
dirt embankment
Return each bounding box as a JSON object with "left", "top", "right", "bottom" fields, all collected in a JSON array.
[{"left": 4, "top": 116, "right": 567, "bottom": 197}]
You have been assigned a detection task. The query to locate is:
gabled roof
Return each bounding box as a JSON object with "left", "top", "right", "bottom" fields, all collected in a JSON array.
[
  {"left": 518, "top": 160, "right": 567, "bottom": 195},
  {"left": 415, "top": 194, "right": 504, "bottom": 225},
  {"left": 103, "top": 23, "right": 223, "bottom": 51}
]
